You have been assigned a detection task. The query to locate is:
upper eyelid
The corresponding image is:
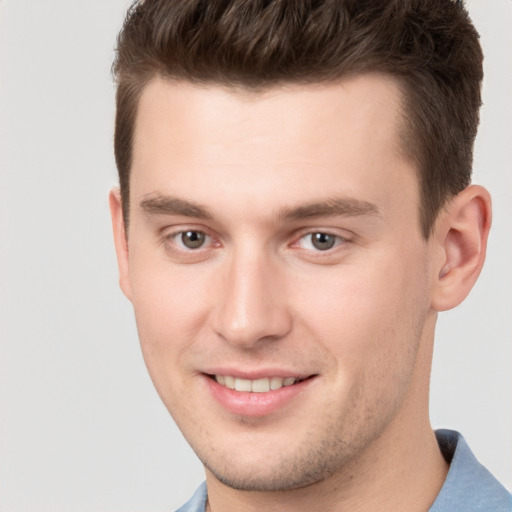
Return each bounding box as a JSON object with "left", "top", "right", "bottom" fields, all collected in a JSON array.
[
  {"left": 291, "top": 227, "right": 352, "bottom": 242},
  {"left": 161, "top": 224, "right": 214, "bottom": 237},
  {"left": 170, "top": 229, "right": 211, "bottom": 239},
  {"left": 300, "top": 229, "right": 348, "bottom": 238},
  {"left": 295, "top": 232, "right": 347, "bottom": 246},
  {"left": 163, "top": 227, "right": 210, "bottom": 240}
]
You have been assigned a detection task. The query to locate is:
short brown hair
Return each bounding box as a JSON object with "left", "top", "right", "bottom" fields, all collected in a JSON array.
[{"left": 113, "top": 0, "right": 483, "bottom": 237}]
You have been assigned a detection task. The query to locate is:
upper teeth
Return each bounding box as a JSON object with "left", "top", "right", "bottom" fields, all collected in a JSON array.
[{"left": 215, "top": 375, "right": 299, "bottom": 393}]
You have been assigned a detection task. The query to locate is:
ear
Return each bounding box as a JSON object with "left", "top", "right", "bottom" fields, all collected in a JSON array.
[
  {"left": 109, "top": 188, "right": 133, "bottom": 301},
  {"left": 430, "top": 185, "right": 492, "bottom": 311}
]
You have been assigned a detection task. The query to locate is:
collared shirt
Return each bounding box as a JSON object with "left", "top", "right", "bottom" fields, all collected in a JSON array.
[{"left": 175, "top": 430, "right": 511, "bottom": 512}]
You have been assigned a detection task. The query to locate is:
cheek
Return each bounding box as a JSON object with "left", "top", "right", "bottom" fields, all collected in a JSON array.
[
  {"left": 296, "top": 251, "right": 430, "bottom": 380},
  {"left": 127, "top": 256, "right": 211, "bottom": 388},
  {"left": 130, "top": 244, "right": 210, "bottom": 332}
]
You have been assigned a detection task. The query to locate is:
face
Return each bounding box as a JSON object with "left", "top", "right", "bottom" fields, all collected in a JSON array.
[{"left": 113, "top": 74, "right": 439, "bottom": 491}]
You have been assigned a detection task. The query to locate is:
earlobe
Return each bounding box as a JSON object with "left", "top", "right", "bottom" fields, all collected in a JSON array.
[
  {"left": 109, "top": 189, "right": 133, "bottom": 301},
  {"left": 431, "top": 185, "right": 492, "bottom": 312}
]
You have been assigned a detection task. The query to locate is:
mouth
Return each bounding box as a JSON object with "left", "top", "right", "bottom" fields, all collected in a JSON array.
[
  {"left": 208, "top": 374, "right": 311, "bottom": 393},
  {"left": 204, "top": 372, "right": 317, "bottom": 416}
]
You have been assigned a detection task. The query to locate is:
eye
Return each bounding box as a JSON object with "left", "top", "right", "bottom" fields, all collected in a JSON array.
[
  {"left": 298, "top": 232, "right": 343, "bottom": 251},
  {"left": 174, "top": 230, "right": 209, "bottom": 250},
  {"left": 160, "top": 227, "right": 220, "bottom": 263}
]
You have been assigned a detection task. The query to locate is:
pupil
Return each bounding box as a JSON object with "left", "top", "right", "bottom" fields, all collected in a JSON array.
[
  {"left": 312, "top": 232, "right": 335, "bottom": 250},
  {"left": 182, "top": 231, "right": 205, "bottom": 249}
]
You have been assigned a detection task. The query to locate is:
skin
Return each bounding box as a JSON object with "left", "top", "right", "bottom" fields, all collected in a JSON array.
[{"left": 110, "top": 74, "right": 491, "bottom": 512}]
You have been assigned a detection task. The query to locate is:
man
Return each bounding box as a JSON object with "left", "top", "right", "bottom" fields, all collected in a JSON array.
[{"left": 109, "top": 1, "right": 511, "bottom": 511}]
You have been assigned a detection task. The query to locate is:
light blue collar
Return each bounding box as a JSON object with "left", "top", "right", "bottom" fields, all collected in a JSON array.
[{"left": 429, "top": 429, "right": 511, "bottom": 511}]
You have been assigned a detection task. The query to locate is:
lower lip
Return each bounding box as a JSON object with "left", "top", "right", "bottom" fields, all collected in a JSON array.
[{"left": 204, "top": 376, "right": 314, "bottom": 417}]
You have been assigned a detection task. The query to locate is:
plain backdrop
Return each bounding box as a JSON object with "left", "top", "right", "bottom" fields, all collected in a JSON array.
[{"left": 0, "top": 1, "right": 510, "bottom": 511}]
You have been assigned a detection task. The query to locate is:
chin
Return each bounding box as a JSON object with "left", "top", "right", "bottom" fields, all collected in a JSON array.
[
  {"left": 203, "top": 457, "right": 333, "bottom": 492},
  {"left": 196, "top": 431, "right": 360, "bottom": 493}
]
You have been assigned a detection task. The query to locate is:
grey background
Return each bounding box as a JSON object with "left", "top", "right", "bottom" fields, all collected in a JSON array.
[{"left": 0, "top": 1, "right": 510, "bottom": 510}]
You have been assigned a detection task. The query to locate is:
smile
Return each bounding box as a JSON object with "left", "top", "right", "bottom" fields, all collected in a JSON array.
[
  {"left": 213, "top": 375, "right": 306, "bottom": 393},
  {"left": 205, "top": 373, "right": 316, "bottom": 416}
]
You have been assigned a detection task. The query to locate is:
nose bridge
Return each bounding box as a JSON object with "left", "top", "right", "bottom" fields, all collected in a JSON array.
[{"left": 213, "top": 242, "right": 291, "bottom": 347}]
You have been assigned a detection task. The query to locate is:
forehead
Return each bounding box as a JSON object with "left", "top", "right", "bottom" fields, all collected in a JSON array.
[
  {"left": 133, "top": 73, "right": 406, "bottom": 155},
  {"left": 130, "top": 74, "right": 416, "bottom": 222}
]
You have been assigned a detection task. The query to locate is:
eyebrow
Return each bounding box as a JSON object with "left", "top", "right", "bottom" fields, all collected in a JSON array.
[
  {"left": 139, "top": 193, "right": 380, "bottom": 222},
  {"left": 278, "top": 197, "right": 380, "bottom": 221},
  {"left": 140, "top": 194, "right": 213, "bottom": 219}
]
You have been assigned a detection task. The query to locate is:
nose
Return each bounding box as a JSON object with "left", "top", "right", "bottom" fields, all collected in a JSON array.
[{"left": 211, "top": 248, "right": 292, "bottom": 349}]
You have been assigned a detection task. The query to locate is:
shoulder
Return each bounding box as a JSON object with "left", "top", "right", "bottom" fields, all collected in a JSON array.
[{"left": 429, "top": 429, "right": 511, "bottom": 512}]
